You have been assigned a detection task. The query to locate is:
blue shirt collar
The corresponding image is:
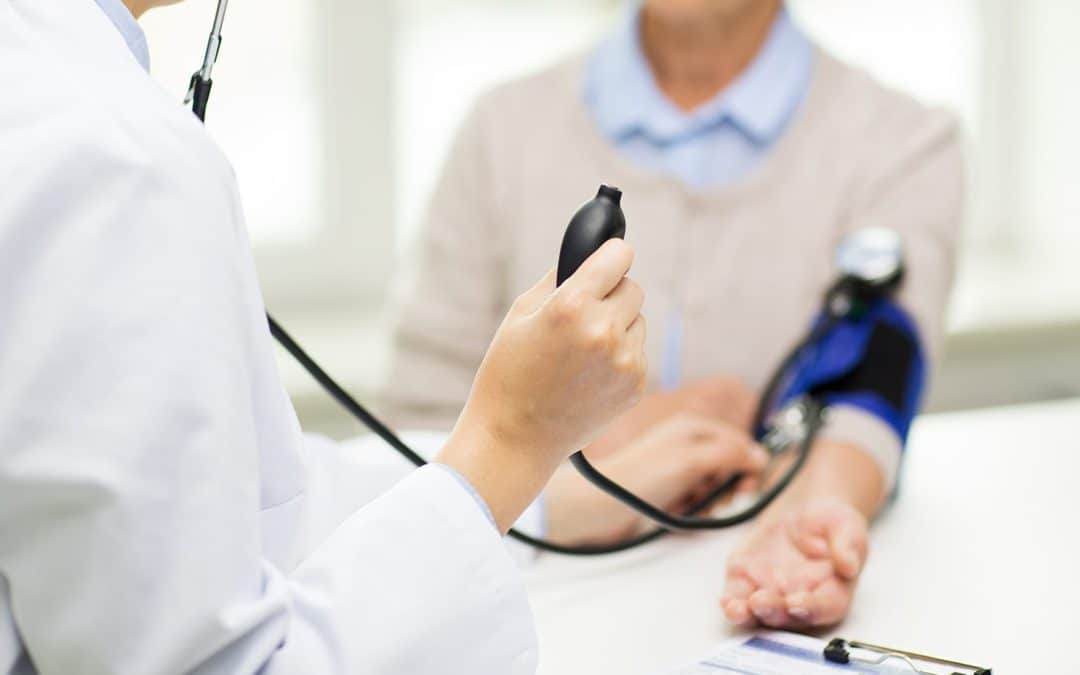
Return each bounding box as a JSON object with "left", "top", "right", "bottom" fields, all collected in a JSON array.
[
  {"left": 584, "top": 4, "right": 812, "bottom": 146},
  {"left": 93, "top": 0, "right": 151, "bottom": 72}
]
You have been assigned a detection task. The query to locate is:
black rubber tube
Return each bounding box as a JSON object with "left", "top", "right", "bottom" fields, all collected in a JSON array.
[{"left": 267, "top": 314, "right": 817, "bottom": 555}]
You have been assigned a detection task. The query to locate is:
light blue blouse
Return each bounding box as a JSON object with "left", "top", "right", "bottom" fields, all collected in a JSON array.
[{"left": 583, "top": 4, "right": 814, "bottom": 389}]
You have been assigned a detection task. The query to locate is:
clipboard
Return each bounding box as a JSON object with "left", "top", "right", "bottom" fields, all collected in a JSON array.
[
  {"left": 824, "top": 637, "right": 992, "bottom": 675},
  {"left": 664, "top": 631, "right": 991, "bottom": 675}
]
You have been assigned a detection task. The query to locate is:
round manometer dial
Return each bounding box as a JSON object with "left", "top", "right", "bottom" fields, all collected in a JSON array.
[{"left": 834, "top": 227, "right": 904, "bottom": 286}]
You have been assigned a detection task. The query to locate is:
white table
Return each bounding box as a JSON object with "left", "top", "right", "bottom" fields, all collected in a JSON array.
[{"left": 524, "top": 399, "right": 1080, "bottom": 674}]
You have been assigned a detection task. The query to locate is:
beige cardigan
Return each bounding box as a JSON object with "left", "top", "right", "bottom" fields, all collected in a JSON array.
[{"left": 377, "top": 50, "right": 964, "bottom": 489}]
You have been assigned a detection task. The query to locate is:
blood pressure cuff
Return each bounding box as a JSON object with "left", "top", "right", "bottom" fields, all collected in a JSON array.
[{"left": 773, "top": 301, "right": 926, "bottom": 444}]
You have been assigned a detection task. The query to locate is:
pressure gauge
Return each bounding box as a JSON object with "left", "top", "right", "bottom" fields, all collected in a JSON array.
[
  {"left": 835, "top": 227, "right": 904, "bottom": 288},
  {"left": 827, "top": 227, "right": 905, "bottom": 318}
]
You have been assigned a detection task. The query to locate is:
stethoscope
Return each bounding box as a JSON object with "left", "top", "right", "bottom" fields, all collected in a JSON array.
[{"left": 183, "top": 3, "right": 905, "bottom": 556}]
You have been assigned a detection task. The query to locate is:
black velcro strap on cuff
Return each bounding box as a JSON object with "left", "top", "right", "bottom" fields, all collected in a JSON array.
[{"left": 812, "top": 320, "right": 916, "bottom": 411}]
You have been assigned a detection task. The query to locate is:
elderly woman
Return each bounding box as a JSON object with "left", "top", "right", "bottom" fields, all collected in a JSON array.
[{"left": 380, "top": 0, "right": 962, "bottom": 629}]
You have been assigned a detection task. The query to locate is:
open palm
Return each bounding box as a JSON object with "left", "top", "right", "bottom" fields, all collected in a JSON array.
[{"left": 721, "top": 497, "right": 869, "bottom": 628}]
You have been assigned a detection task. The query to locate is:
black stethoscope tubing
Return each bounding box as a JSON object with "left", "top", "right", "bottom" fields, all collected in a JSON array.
[{"left": 269, "top": 314, "right": 821, "bottom": 555}]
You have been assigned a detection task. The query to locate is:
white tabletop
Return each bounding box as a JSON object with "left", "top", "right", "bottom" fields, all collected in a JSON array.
[{"left": 524, "top": 399, "right": 1080, "bottom": 674}]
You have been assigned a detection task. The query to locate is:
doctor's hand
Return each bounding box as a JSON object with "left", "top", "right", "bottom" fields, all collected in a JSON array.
[
  {"left": 544, "top": 414, "right": 769, "bottom": 545},
  {"left": 439, "top": 239, "right": 648, "bottom": 533}
]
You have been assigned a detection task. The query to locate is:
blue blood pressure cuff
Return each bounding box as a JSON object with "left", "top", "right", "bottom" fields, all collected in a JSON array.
[{"left": 770, "top": 301, "right": 926, "bottom": 444}]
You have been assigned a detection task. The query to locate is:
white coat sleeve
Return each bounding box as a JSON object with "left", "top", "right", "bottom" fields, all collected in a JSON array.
[
  {"left": 0, "top": 109, "right": 537, "bottom": 675},
  {"left": 312, "top": 433, "right": 547, "bottom": 565}
]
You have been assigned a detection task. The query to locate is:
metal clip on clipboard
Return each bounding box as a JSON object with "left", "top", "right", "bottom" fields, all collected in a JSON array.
[{"left": 824, "top": 638, "right": 992, "bottom": 675}]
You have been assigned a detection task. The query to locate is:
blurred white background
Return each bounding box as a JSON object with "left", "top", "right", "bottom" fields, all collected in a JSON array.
[{"left": 141, "top": 0, "right": 1080, "bottom": 436}]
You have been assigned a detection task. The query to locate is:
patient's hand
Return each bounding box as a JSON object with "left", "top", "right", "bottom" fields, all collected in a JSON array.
[
  {"left": 721, "top": 497, "right": 868, "bottom": 628},
  {"left": 544, "top": 414, "right": 768, "bottom": 545},
  {"left": 586, "top": 375, "right": 756, "bottom": 460}
]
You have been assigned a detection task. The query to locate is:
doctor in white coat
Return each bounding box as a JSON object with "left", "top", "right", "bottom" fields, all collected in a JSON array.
[{"left": 0, "top": 1, "right": 650, "bottom": 673}]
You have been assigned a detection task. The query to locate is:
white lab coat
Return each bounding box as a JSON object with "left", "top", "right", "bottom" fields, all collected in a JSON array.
[{"left": 0, "top": 2, "right": 539, "bottom": 674}]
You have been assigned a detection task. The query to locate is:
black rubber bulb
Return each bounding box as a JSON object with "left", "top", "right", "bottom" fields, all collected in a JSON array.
[{"left": 556, "top": 185, "right": 626, "bottom": 287}]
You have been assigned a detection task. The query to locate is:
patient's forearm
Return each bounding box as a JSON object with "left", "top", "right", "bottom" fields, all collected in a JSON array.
[{"left": 767, "top": 439, "right": 887, "bottom": 520}]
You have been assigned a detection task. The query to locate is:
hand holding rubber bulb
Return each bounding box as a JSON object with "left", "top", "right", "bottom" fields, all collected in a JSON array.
[
  {"left": 458, "top": 236, "right": 647, "bottom": 480},
  {"left": 444, "top": 195, "right": 646, "bottom": 532}
]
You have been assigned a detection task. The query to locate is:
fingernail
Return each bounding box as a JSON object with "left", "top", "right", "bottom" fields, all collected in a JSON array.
[
  {"left": 725, "top": 599, "right": 750, "bottom": 624},
  {"left": 751, "top": 605, "right": 774, "bottom": 620},
  {"left": 843, "top": 551, "right": 860, "bottom": 575},
  {"left": 786, "top": 592, "right": 810, "bottom": 619},
  {"left": 725, "top": 604, "right": 751, "bottom": 622}
]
